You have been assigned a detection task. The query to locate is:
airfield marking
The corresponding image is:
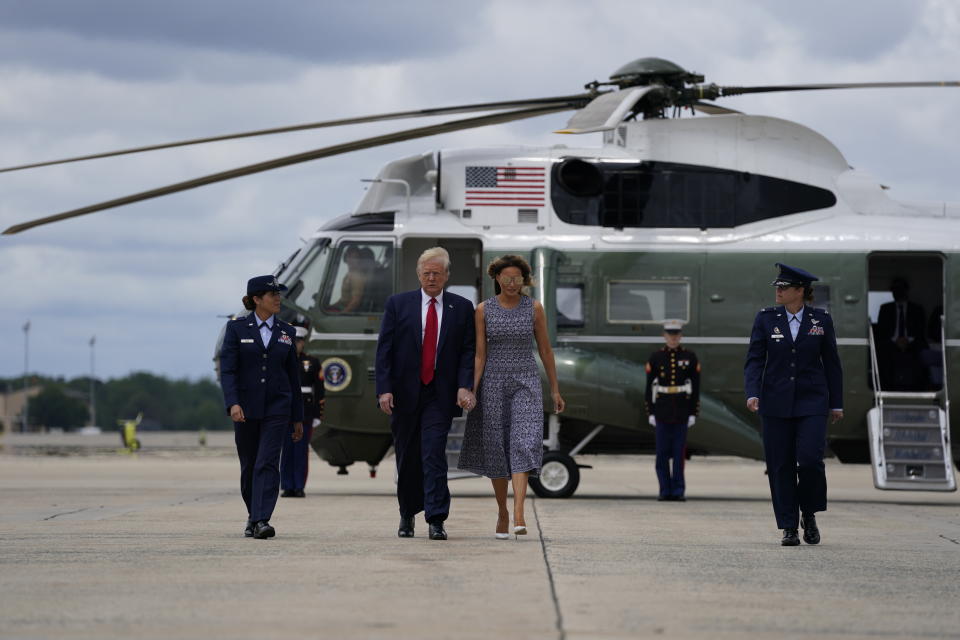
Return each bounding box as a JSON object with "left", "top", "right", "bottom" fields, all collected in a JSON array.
[{"left": 533, "top": 497, "right": 566, "bottom": 640}]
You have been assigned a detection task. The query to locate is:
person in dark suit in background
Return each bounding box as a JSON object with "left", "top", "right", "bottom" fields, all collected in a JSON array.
[
  {"left": 220, "top": 275, "right": 303, "bottom": 539},
  {"left": 876, "top": 278, "right": 927, "bottom": 390},
  {"left": 375, "top": 247, "right": 476, "bottom": 540},
  {"left": 280, "top": 325, "right": 325, "bottom": 498},
  {"left": 744, "top": 264, "right": 843, "bottom": 547}
]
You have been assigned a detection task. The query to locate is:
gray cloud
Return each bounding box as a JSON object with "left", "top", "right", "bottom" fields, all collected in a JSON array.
[{"left": 0, "top": 0, "right": 473, "bottom": 79}]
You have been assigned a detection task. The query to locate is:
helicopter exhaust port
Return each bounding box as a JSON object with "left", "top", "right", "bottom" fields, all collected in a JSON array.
[{"left": 555, "top": 158, "right": 604, "bottom": 197}]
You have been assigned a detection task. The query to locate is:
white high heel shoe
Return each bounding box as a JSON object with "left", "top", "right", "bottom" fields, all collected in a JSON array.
[
  {"left": 513, "top": 525, "right": 527, "bottom": 537},
  {"left": 496, "top": 515, "right": 510, "bottom": 540}
]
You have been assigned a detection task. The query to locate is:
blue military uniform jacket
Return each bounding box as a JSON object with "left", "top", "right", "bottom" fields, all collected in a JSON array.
[
  {"left": 744, "top": 305, "right": 843, "bottom": 418},
  {"left": 220, "top": 315, "right": 304, "bottom": 422}
]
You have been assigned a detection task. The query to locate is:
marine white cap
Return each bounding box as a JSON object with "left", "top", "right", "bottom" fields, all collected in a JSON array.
[{"left": 663, "top": 319, "right": 684, "bottom": 332}]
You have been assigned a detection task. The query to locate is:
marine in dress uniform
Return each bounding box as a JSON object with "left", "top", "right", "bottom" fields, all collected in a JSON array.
[
  {"left": 644, "top": 320, "right": 700, "bottom": 501},
  {"left": 219, "top": 275, "right": 304, "bottom": 539},
  {"left": 280, "top": 326, "right": 325, "bottom": 497},
  {"left": 744, "top": 264, "right": 843, "bottom": 546}
]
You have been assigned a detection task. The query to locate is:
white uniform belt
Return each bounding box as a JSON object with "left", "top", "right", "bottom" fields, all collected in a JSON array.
[
  {"left": 300, "top": 386, "right": 314, "bottom": 394},
  {"left": 654, "top": 382, "right": 692, "bottom": 395}
]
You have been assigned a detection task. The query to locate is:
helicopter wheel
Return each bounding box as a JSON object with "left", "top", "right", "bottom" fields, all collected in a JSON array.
[{"left": 530, "top": 451, "right": 580, "bottom": 498}]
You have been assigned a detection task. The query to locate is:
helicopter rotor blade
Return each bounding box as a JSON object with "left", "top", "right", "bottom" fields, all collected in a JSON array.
[
  {"left": 719, "top": 81, "right": 960, "bottom": 98},
  {"left": 0, "top": 94, "right": 593, "bottom": 174},
  {"left": 3, "top": 103, "right": 574, "bottom": 235},
  {"left": 691, "top": 101, "right": 742, "bottom": 115}
]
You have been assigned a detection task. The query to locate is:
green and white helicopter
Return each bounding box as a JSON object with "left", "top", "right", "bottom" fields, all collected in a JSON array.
[{"left": 6, "top": 57, "right": 959, "bottom": 497}]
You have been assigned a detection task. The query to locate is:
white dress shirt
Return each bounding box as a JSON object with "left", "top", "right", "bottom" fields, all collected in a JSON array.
[
  {"left": 420, "top": 290, "right": 443, "bottom": 355},
  {"left": 256, "top": 314, "right": 275, "bottom": 348},
  {"left": 787, "top": 307, "right": 804, "bottom": 341}
]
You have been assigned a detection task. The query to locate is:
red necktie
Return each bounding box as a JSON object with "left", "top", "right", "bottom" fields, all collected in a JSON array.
[{"left": 421, "top": 298, "right": 438, "bottom": 384}]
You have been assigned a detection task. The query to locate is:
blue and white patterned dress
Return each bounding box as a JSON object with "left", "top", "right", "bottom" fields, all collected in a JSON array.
[{"left": 458, "top": 295, "right": 543, "bottom": 478}]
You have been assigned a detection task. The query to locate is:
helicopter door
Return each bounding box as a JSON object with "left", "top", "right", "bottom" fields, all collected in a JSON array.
[
  {"left": 399, "top": 237, "right": 483, "bottom": 478},
  {"left": 399, "top": 237, "right": 482, "bottom": 305},
  {"left": 865, "top": 252, "right": 955, "bottom": 491}
]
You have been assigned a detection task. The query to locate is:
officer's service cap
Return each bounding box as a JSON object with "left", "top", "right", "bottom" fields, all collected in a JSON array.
[
  {"left": 294, "top": 326, "right": 308, "bottom": 340},
  {"left": 771, "top": 263, "right": 819, "bottom": 287},
  {"left": 246, "top": 275, "right": 287, "bottom": 295},
  {"left": 663, "top": 319, "right": 684, "bottom": 333}
]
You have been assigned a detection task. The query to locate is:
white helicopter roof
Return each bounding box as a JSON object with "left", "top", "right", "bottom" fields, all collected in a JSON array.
[{"left": 335, "top": 114, "right": 960, "bottom": 254}]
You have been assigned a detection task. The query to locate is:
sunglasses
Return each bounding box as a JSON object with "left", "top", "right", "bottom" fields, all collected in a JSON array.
[{"left": 498, "top": 276, "right": 525, "bottom": 285}]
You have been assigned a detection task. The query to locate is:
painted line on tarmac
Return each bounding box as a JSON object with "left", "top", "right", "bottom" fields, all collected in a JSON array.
[{"left": 533, "top": 498, "right": 566, "bottom": 640}]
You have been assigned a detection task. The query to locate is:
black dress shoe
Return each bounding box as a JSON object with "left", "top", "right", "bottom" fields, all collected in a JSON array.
[
  {"left": 428, "top": 522, "right": 447, "bottom": 540},
  {"left": 244, "top": 519, "right": 254, "bottom": 538},
  {"left": 280, "top": 489, "right": 295, "bottom": 498},
  {"left": 398, "top": 516, "right": 414, "bottom": 538},
  {"left": 657, "top": 496, "right": 668, "bottom": 502},
  {"left": 674, "top": 496, "right": 686, "bottom": 502},
  {"left": 294, "top": 489, "right": 306, "bottom": 498},
  {"left": 781, "top": 528, "right": 800, "bottom": 546},
  {"left": 253, "top": 521, "right": 276, "bottom": 539},
  {"left": 801, "top": 514, "right": 820, "bottom": 545}
]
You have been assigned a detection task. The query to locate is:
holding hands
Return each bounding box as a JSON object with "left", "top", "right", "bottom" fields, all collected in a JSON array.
[{"left": 457, "top": 388, "right": 476, "bottom": 411}]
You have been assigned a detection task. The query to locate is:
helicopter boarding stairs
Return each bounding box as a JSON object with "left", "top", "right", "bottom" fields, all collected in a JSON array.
[{"left": 867, "top": 317, "right": 956, "bottom": 491}]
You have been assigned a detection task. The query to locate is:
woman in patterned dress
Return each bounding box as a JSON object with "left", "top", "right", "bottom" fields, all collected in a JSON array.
[{"left": 458, "top": 255, "right": 564, "bottom": 539}]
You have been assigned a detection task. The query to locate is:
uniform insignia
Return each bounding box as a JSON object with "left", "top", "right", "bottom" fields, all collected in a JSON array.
[
  {"left": 808, "top": 326, "right": 824, "bottom": 336},
  {"left": 448, "top": 304, "right": 453, "bottom": 309},
  {"left": 774, "top": 327, "right": 781, "bottom": 334},
  {"left": 278, "top": 334, "right": 293, "bottom": 345},
  {"left": 240, "top": 338, "right": 254, "bottom": 343}
]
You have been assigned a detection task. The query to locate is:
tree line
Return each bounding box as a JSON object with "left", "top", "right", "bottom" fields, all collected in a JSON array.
[{"left": 2, "top": 373, "right": 231, "bottom": 431}]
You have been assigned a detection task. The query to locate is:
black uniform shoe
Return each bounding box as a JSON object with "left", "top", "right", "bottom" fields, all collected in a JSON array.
[
  {"left": 801, "top": 514, "right": 820, "bottom": 545},
  {"left": 657, "top": 496, "right": 668, "bottom": 502},
  {"left": 244, "top": 519, "right": 254, "bottom": 538},
  {"left": 293, "top": 489, "right": 306, "bottom": 498},
  {"left": 280, "top": 490, "right": 295, "bottom": 498},
  {"left": 781, "top": 528, "right": 801, "bottom": 546},
  {"left": 674, "top": 496, "right": 687, "bottom": 502},
  {"left": 253, "top": 521, "right": 276, "bottom": 539},
  {"left": 428, "top": 522, "right": 448, "bottom": 540},
  {"left": 398, "top": 516, "right": 414, "bottom": 538}
]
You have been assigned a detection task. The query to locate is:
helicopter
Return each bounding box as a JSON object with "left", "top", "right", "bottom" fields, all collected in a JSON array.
[{"left": 5, "top": 57, "right": 960, "bottom": 497}]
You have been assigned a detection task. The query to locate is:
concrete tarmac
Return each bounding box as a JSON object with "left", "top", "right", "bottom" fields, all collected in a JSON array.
[{"left": 1, "top": 448, "right": 958, "bottom": 639}]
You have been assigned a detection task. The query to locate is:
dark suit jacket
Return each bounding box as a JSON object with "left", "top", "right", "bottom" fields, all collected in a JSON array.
[
  {"left": 877, "top": 300, "right": 926, "bottom": 348},
  {"left": 219, "top": 315, "right": 304, "bottom": 422},
  {"left": 375, "top": 289, "right": 475, "bottom": 419},
  {"left": 744, "top": 305, "right": 843, "bottom": 418}
]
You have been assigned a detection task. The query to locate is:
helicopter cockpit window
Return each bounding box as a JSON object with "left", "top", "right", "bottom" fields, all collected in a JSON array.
[
  {"left": 557, "top": 285, "right": 585, "bottom": 328},
  {"left": 322, "top": 241, "right": 394, "bottom": 314},
  {"left": 285, "top": 239, "right": 331, "bottom": 313},
  {"left": 551, "top": 159, "right": 836, "bottom": 229},
  {"left": 607, "top": 280, "right": 689, "bottom": 324}
]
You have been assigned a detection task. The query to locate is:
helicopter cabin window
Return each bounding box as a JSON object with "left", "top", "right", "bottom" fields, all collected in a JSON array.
[
  {"left": 810, "top": 284, "right": 831, "bottom": 313},
  {"left": 551, "top": 159, "right": 837, "bottom": 229},
  {"left": 321, "top": 241, "right": 394, "bottom": 314},
  {"left": 557, "top": 284, "right": 585, "bottom": 329},
  {"left": 607, "top": 280, "right": 689, "bottom": 324}
]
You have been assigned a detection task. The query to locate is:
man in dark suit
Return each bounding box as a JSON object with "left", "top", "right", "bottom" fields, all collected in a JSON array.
[
  {"left": 876, "top": 278, "right": 927, "bottom": 390},
  {"left": 744, "top": 264, "right": 843, "bottom": 547},
  {"left": 375, "top": 247, "right": 476, "bottom": 540}
]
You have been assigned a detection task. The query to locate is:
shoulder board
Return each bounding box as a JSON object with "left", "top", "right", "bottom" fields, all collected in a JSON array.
[
  {"left": 811, "top": 307, "right": 829, "bottom": 316},
  {"left": 759, "top": 307, "right": 775, "bottom": 313}
]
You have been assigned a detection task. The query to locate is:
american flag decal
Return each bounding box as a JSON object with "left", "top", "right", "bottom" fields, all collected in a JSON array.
[{"left": 465, "top": 166, "right": 545, "bottom": 207}]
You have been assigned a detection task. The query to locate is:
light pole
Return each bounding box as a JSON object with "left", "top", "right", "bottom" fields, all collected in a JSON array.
[
  {"left": 22, "top": 321, "right": 30, "bottom": 433},
  {"left": 89, "top": 335, "right": 96, "bottom": 427}
]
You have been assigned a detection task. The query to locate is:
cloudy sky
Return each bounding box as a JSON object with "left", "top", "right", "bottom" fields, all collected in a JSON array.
[{"left": 2, "top": 0, "right": 958, "bottom": 382}]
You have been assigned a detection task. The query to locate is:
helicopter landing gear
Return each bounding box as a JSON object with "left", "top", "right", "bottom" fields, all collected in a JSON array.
[
  {"left": 530, "top": 451, "right": 580, "bottom": 498},
  {"left": 529, "top": 416, "right": 603, "bottom": 498},
  {"left": 337, "top": 465, "right": 349, "bottom": 475},
  {"left": 369, "top": 465, "right": 377, "bottom": 478}
]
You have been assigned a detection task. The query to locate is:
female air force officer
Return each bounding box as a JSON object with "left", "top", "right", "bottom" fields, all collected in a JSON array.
[
  {"left": 744, "top": 264, "right": 843, "bottom": 547},
  {"left": 220, "top": 275, "right": 303, "bottom": 539}
]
